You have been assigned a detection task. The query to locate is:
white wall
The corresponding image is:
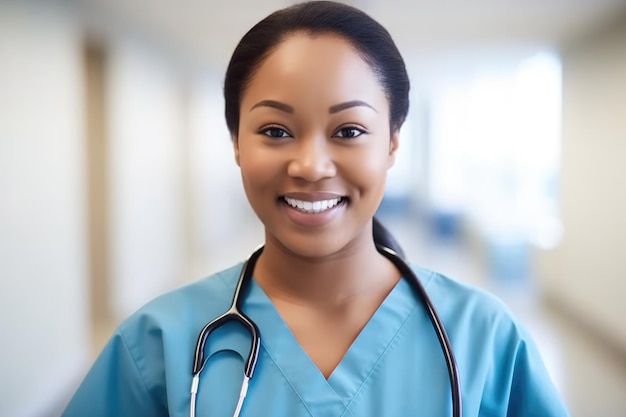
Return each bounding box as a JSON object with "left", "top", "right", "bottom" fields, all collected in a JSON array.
[
  {"left": 539, "top": 13, "right": 626, "bottom": 350},
  {"left": 106, "top": 40, "right": 188, "bottom": 320},
  {"left": 186, "top": 74, "right": 262, "bottom": 279},
  {"left": 0, "top": 3, "right": 89, "bottom": 416}
]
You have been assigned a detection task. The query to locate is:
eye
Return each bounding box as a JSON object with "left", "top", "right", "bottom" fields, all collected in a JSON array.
[
  {"left": 333, "top": 126, "right": 366, "bottom": 139},
  {"left": 258, "top": 126, "right": 291, "bottom": 139}
]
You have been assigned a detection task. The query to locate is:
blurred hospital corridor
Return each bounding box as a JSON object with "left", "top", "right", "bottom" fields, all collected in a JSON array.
[{"left": 2, "top": 1, "right": 626, "bottom": 416}]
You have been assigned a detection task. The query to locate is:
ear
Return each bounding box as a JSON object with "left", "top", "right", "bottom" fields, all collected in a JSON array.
[
  {"left": 232, "top": 135, "right": 241, "bottom": 166},
  {"left": 387, "top": 130, "right": 399, "bottom": 169}
]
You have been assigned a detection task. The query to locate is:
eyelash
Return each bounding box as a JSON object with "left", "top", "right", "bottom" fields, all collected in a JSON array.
[
  {"left": 333, "top": 126, "right": 366, "bottom": 139},
  {"left": 257, "top": 125, "right": 367, "bottom": 140},
  {"left": 258, "top": 125, "right": 291, "bottom": 139}
]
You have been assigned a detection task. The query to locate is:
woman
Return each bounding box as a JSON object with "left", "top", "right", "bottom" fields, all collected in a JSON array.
[{"left": 62, "top": 2, "right": 570, "bottom": 416}]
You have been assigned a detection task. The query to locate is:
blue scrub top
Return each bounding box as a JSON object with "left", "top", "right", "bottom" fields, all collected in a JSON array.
[{"left": 61, "top": 263, "right": 570, "bottom": 417}]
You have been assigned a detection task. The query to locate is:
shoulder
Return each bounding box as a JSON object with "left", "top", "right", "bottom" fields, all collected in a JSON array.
[
  {"left": 409, "top": 265, "right": 569, "bottom": 416},
  {"left": 119, "top": 262, "right": 244, "bottom": 331},
  {"left": 411, "top": 264, "right": 519, "bottom": 329},
  {"left": 113, "top": 262, "right": 246, "bottom": 368},
  {"left": 62, "top": 264, "right": 247, "bottom": 417},
  {"left": 408, "top": 264, "right": 532, "bottom": 361},
  {"left": 110, "top": 264, "right": 246, "bottom": 401}
]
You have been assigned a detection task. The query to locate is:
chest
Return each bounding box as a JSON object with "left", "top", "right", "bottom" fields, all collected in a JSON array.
[
  {"left": 273, "top": 300, "right": 383, "bottom": 379},
  {"left": 171, "top": 277, "right": 502, "bottom": 417},
  {"left": 189, "top": 308, "right": 455, "bottom": 417}
]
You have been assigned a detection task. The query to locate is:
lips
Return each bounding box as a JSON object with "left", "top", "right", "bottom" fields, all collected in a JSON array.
[
  {"left": 279, "top": 191, "right": 349, "bottom": 219},
  {"left": 280, "top": 193, "right": 347, "bottom": 227},
  {"left": 283, "top": 196, "right": 344, "bottom": 213}
]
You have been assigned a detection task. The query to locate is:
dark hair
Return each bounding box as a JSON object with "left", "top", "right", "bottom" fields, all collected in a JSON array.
[
  {"left": 224, "top": 0, "right": 410, "bottom": 136},
  {"left": 224, "top": 0, "right": 407, "bottom": 257}
]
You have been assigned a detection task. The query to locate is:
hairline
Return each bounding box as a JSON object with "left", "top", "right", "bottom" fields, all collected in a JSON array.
[{"left": 236, "top": 29, "right": 390, "bottom": 131}]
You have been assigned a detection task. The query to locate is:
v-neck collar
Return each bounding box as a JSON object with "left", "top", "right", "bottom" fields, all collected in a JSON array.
[{"left": 242, "top": 276, "right": 417, "bottom": 412}]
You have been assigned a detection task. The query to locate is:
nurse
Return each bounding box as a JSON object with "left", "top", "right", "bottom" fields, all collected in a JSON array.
[{"left": 62, "top": 1, "right": 570, "bottom": 416}]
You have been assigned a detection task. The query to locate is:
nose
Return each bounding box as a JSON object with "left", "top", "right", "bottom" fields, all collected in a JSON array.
[{"left": 287, "top": 135, "right": 336, "bottom": 182}]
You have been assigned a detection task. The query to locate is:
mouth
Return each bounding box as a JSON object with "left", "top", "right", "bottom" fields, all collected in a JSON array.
[{"left": 282, "top": 196, "right": 347, "bottom": 214}]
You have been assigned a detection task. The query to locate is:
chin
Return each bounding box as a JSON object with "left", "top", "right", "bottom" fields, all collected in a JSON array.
[{"left": 270, "top": 230, "right": 363, "bottom": 261}]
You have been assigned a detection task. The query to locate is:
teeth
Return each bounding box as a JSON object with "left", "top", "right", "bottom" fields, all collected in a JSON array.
[{"left": 284, "top": 197, "right": 343, "bottom": 213}]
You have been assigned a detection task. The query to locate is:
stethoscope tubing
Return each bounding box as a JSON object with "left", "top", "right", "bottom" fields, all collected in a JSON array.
[
  {"left": 190, "top": 248, "right": 263, "bottom": 417},
  {"left": 190, "top": 245, "right": 462, "bottom": 417},
  {"left": 376, "top": 245, "right": 462, "bottom": 417}
]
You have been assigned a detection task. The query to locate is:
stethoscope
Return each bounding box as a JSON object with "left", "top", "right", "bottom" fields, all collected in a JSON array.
[{"left": 190, "top": 245, "right": 462, "bottom": 417}]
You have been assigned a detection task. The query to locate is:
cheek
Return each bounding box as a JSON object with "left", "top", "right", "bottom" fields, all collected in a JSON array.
[
  {"left": 238, "top": 146, "right": 279, "bottom": 193},
  {"left": 341, "top": 146, "right": 391, "bottom": 193},
  {"left": 363, "top": 161, "right": 390, "bottom": 192},
  {"left": 359, "top": 138, "right": 392, "bottom": 170}
]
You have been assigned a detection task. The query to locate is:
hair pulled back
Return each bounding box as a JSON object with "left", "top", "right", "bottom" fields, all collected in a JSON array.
[
  {"left": 224, "top": 0, "right": 407, "bottom": 257},
  {"left": 224, "top": 0, "right": 410, "bottom": 137}
]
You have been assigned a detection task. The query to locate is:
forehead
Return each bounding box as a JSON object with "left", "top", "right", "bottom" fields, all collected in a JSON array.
[{"left": 241, "top": 33, "right": 387, "bottom": 111}]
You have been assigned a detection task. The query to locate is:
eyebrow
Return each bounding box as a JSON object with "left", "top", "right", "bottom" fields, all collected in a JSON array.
[
  {"left": 249, "top": 99, "right": 378, "bottom": 114},
  {"left": 329, "top": 100, "right": 377, "bottom": 114},
  {"left": 250, "top": 100, "right": 294, "bottom": 113}
]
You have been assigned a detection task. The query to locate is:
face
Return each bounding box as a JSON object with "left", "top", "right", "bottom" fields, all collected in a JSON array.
[{"left": 234, "top": 33, "right": 399, "bottom": 259}]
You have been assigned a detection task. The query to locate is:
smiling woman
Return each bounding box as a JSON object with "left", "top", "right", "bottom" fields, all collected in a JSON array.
[
  {"left": 235, "top": 33, "right": 396, "bottom": 259},
  {"left": 61, "top": 2, "right": 570, "bottom": 417}
]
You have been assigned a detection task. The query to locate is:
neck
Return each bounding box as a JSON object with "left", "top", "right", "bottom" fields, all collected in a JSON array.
[{"left": 253, "top": 235, "right": 400, "bottom": 309}]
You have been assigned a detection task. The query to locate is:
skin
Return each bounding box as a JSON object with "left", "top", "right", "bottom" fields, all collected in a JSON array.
[{"left": 233, "top": 32, "right": 402, "bottom": 378}]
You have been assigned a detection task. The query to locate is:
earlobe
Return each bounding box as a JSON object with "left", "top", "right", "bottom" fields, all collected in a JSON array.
[{"left": 387, "top": 131, "right": 400, "bottom": 168}]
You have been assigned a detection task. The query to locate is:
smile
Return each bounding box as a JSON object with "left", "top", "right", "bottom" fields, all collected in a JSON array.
[{"left": 283, "top": 196, "right": 344, "bottom": 213}]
